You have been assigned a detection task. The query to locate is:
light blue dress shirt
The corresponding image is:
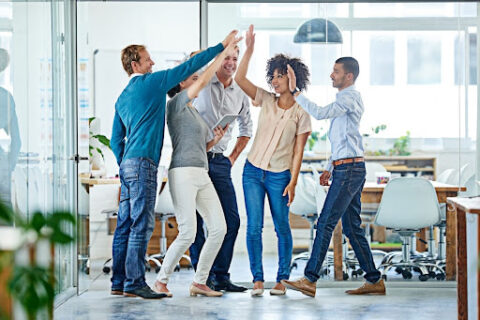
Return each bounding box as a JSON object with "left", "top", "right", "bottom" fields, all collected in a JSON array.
[{"left": 295, "top": 85, "right": 364, "bottom": 172}]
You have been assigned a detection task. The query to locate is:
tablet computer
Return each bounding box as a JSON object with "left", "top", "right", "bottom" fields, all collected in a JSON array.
[{"left": 212, "top": 114, "right": 238, "bottom": 130}]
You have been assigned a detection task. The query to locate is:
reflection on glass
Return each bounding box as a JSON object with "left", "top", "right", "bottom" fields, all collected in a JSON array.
[{"left": 0, "top": 48, "right": 20, "bottom": 211}]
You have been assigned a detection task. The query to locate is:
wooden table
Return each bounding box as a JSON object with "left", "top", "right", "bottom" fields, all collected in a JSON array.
[
  {"left": 447, "top": 197, "right": 480, "bottom": 320},
  {"left": 332, "top": 181, "right": 466, "bottom": 281}
]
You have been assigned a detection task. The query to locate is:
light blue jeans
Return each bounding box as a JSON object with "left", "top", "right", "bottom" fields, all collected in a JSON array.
[
  {"left": 243, "top": 160, "right": 292, "bottom": 283},
  {"left": 111, "top": 157, "right": 157, "bottom": 291}
]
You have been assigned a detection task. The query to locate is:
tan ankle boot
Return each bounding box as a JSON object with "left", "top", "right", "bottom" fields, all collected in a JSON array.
[
  {"left": 281, "top": 277, "right": 316, "bottom": 297},
  {"left": 345, "top": 279, "right": 386, "bottom": 295}
]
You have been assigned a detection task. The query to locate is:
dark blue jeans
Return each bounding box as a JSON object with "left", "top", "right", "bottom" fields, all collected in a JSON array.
[
  {"left": 304, "top": 162, "right": 381, "bottom": 283},
  {"left": 111, "top": 157, "right": 157, "bottom": 291},
  {"left": 190, "top": 154, "right": 240, "bottom": 282},
  {"left": 243, "top": 160, "right": 292, "bottom": 283}
]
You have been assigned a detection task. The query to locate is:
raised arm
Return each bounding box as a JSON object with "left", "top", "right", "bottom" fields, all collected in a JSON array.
[
  {"left": 151, "top": 30, "right": 238, "bottom": 92},
  {"left": 187, "top": 33, "right": 242, "bottom": 100},
  {"left": 287, "top": 64, "right": 349, "bottom": 120},
  {"left": 234, "top": 24, "right": 258, "bottom": 100}
]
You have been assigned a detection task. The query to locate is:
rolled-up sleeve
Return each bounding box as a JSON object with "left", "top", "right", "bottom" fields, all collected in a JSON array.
[{"left": 236, "top": 94, "right": 253, "bottom": 138}]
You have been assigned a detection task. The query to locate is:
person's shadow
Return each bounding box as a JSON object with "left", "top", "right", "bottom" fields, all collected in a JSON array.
[{"left": 0, "top": 48, "right": 21, "bottom": 212}]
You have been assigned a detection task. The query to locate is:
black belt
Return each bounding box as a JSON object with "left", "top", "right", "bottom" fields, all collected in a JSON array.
[{"left": 207, "top": 152, "right": 224, "bottom": 160}]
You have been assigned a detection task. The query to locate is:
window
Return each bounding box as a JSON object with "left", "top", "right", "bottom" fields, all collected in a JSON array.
[
  {"left": 370, "top": 36, "right": 395, "bottom": 85},
  {"left": 269, "top": 33, "right": 302, "bottom": 59},
  {"left": 455, "top": 33, "right": 477, "bottom": 85},
  {"left": 407, "top": 37, "right": 441, "bottom": 85},
  {"left": 310, "top": 45, "right": 340, "bottom": 86}
]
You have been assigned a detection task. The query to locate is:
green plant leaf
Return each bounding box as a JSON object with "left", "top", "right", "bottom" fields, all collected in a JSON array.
[
  {"left": 88, "top": 117, "right": 96, "bottom": 125},
  {"left": 45, "top": 212, "right": 76, "bottom": 245},
  {"left": 0, "top": 200, "right": 14, "bottom": 225},
  {"left": 8, "top": 265, "right": 54, "bottom": 319},
  {"left": 92, "top": 134, "right": 111, "bottom": 149},
  {"left": 96, "top": 147, "right": 104, "bottom": 160},
  {"left": 30, "top": 212, "right": 46, "bottom": 233}
]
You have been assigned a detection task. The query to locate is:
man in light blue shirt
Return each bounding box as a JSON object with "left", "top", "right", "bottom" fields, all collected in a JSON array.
[{"left": 282, "top": 57, "right": 385, "bottom": 297}]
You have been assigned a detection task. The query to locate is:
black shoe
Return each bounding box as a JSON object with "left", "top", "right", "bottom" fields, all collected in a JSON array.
[
  {"left": 206, "top": 278, "right": 216, "bottom": 291},
  {"left": 124, "top": 285, "right": 168, "bottom": 299},
  {"left": 214, "top": 279, "right": 247, "bottom": 292}
]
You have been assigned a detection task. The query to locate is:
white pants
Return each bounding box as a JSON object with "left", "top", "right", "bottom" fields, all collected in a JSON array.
[{"left": 156, "top": 167, "right": 226, "bottom": 285}]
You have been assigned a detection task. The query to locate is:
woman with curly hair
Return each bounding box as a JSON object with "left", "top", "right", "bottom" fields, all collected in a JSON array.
[{"left": 234, "top": 25, "right": 311, "bottom": 296}]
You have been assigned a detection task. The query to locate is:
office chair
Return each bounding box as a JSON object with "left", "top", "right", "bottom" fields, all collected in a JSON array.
[
  {"left": 374, "top": 178, "right": 445, "bottom": 281},
  {"left": 289, "top": 172, "right": 321, "bottom": 270}
]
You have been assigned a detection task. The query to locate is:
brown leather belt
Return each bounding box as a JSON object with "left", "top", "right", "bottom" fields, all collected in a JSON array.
[{"left": 332, "top": 157, "right": 365, "bottom": 167}]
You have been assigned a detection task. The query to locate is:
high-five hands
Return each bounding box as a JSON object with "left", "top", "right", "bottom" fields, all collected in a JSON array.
[
  {"left": 287, "top": 64, "right": 297, "bottom": 93},
  {"left": 245, "top": 24, "right": 255, "bottom": 49},
  {"left": 222, "top": 30, "right": 239, "bottom": 49},
  {"left": 224, "top": 34, "right": 243, "bottom": 56}
]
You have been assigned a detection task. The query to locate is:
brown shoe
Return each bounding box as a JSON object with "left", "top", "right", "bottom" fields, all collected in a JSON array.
[
  {"left": 281, "top": 277, "right": 316, "bottom": 297},
  {"left": 110, "top": 290, "right": 123, "bottom": 296},
  {"left": 345, "top": 279, "right": 386, "bottom": 295}
]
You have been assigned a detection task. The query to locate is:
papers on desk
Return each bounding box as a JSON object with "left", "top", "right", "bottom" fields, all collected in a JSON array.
[{"left": 0, "top": 128, "right": 10, "bottom": 152}]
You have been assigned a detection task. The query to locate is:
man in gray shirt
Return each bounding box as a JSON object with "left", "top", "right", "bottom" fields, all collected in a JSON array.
[{"left": 191, "top": 47, "right": 253, "bottom": 292}]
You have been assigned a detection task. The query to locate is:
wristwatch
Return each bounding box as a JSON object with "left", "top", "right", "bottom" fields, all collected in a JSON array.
[{"left": 291, "top": 87, "right": 300, "bottom": 95}]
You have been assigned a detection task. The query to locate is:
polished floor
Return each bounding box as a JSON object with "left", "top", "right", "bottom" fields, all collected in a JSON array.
[{"left": 55, "top": 254, "right": 457, "bottom": 320}]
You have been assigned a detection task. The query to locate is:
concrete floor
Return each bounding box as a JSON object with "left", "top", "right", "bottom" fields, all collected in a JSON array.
[{"left": 55, "top": 254, "right": 457, "bottom": 320}]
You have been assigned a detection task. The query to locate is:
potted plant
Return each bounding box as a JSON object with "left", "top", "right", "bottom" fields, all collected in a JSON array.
[
  {"left": 0, "top": 200, "right": 75, "bottom": 320},
  {"left": 89, "top": 117, "right": 111, "bottom": 176}
]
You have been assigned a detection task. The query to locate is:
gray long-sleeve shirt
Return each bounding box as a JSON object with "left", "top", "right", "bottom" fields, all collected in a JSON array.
[{"left": 193, "top": 74, "right": 253, "bottom": 153}]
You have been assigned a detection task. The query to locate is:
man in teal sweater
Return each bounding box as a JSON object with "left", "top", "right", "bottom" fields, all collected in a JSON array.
[{"left": 110, "top": 31, "right": 236, "bottom": 299}]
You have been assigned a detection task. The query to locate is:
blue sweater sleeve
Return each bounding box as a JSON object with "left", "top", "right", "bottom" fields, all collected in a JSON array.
[
  {"left": 111, "top": 110, "right": 126, "bottom": 165},
  {"left": 148, "top": 42, "right": 224, "bottom": 92}
]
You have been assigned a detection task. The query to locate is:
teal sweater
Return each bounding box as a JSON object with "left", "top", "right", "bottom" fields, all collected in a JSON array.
[{"left": 110, "top": 42, "right": 224, "bottom": 166}]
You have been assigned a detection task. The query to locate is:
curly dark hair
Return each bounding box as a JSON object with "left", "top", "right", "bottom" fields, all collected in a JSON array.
[{"left": 266, "top": 54, "right": 310, "bottom": 92}]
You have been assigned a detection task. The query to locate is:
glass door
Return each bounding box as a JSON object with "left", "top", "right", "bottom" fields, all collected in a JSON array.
[{"left": 7, "top": 0, "right": 77, "bottom": 301}]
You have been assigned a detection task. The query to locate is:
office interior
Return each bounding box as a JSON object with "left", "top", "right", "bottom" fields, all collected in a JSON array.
[{"left": 0, "top": 1, "right": 479, "bottom": 319}]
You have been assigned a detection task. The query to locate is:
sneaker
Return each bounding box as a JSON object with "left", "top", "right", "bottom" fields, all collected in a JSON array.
[
  {"left": 345, "top": 279, "right": 386, "bottom": 295},
  {"left": 281, "top": 277, "right": 316, "bottom": 297}
]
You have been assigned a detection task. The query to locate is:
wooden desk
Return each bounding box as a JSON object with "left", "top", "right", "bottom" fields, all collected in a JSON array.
[
  {"left": 332, "top": 181, "right": 465, "bottom": 281},
  {"left": 447, "top": 197, "right": 480, "bottom": 320}
]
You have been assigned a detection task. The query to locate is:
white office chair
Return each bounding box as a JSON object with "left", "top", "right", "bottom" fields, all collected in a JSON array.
[
  {"left": 437, "top": 168, "right": 458, "bottom": 185},
  {"left": 374, "top": 177, "right": 445, "bottom": 281},
  {"left": 362, "top": 162, "right": 388, "bottom": 245},
  {"left": 146, "top": 168, "right": 191, "bottom": 273},
  {"left": 289, "top": 171, "right": 321, "bottom": 270},
  {"left": 459, "top": 175, "right": 477, "bottom": 198}
]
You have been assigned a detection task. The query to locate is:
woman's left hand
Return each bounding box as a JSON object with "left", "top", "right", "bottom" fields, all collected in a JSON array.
[{"left": 282, "top": 182, "right": 296, "bottom": 207}]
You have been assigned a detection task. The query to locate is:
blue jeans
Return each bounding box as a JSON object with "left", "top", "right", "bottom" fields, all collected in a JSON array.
[
  {"left": 190, "top": 154, "right": 240, "bottom": 282},
  {"left": 111, "top": 157, "right": 157, "bottom": 291},
  {"left": 243, "top": 160, "right": 292, "bottom": 283},
  {"left": 304, "top": 162, "right": 381, "bottom": 283}
]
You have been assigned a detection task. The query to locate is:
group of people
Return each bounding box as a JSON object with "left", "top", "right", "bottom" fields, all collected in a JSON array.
[{"left": 110, "top": 25, "right": 386, "bottom": 300}]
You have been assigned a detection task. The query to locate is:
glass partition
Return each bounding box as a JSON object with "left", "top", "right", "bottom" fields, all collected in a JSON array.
[{"left": 2, "top": 0, "right": 77, "bottom": 300}]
